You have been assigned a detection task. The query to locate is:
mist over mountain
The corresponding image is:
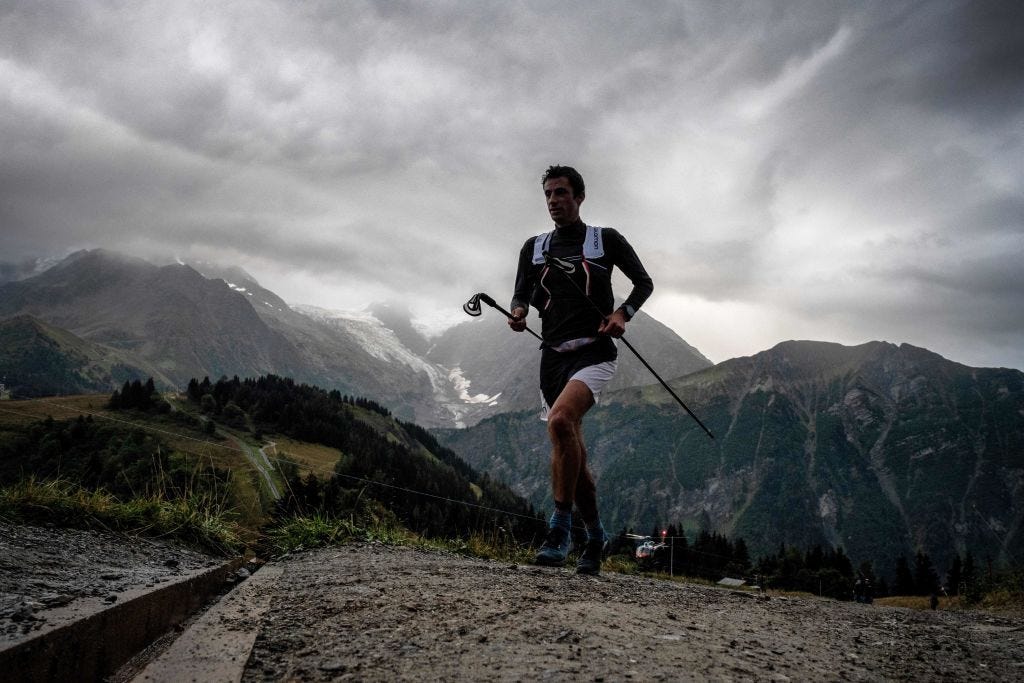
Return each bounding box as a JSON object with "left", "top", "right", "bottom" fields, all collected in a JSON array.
[
  {"left": 0, "top": 256, "right": 66, "bottom": 285},
  {"left": 435, "top": 340, "right": 1024, "bottom": 578}
]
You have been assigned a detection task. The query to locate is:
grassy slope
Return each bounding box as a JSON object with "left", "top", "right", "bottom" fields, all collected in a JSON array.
[
  {"left": 0, "top": 315, "right": 176, "bottom": 394},
  {"left": 0, "top": 394, "right": 274, "bottom": 538},
  {"left": 0, "top": 391, "right": 522, "bottom": 548}
]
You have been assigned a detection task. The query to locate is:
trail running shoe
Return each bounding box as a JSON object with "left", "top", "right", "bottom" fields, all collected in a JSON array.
[
  {"left": 534, "top": 526, "right": 572, "bottom": 566},
  {"left": 576, "top": 536, "right": 608, "bottom": 575}
]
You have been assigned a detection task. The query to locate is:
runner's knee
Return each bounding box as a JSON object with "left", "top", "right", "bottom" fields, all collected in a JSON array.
[{"left": 546, "top": 409, "right": 576, "bottom": 441}]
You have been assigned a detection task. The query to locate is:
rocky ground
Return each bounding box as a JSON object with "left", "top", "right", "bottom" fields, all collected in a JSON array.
[
  {"left": 0, "top": 522, "right": 221, "bottom": 642},
  {"left": 4, "top": 526, "right": 1023, "bottom": 681},
  {"left": 243, "top": 545, "right": 1024, "bottom": 682}
]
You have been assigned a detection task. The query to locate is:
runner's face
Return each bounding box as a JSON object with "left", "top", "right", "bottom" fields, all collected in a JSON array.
[{"left": 543, "top": 177, "right": 583, "bottom": 227}]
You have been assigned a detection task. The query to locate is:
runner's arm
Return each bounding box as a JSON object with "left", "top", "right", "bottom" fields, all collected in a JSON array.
[
  {"left": 606, "top": 228, "right": 654, "bottom": 314},
  {"left": 510, "top": 239, "right": 535, "bottom": 319}
]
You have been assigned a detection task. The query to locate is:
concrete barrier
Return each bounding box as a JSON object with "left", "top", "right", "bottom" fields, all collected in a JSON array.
[
  {"left": 132, "top": 563, "right": 283, "bottom": 682},
  {"left": 0, "top": 558, "right": 244, "bottom": 682}
]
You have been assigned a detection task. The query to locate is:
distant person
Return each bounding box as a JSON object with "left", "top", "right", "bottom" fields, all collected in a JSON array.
[{"left": 508, "top": 165, "right": 653, "bottom": 574}]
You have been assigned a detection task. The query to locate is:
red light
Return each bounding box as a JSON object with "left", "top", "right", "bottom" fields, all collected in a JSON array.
[{"left": 661, "top": 530, "right": 667, "bottom": 537}]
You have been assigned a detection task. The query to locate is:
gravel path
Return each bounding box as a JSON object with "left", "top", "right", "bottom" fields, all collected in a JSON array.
[{"left": 243, "top": 545, "right": 1024, "bottom": 682}]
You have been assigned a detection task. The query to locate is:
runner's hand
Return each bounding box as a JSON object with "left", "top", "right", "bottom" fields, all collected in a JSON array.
[
  {"left": 508, "top": 307, "right": 527, "bottom": 332},
  {"left": 598, "top": 309, "right": 627, "bottom": 338}
]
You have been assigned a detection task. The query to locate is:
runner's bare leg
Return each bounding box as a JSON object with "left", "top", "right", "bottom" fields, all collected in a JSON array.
[{"left": 547, "top": 379, "right": 597, "bottom": 516}]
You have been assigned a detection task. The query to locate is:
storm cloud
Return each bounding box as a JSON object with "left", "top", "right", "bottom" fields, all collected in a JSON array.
[{"left": 1, "top": 1, "right": 1022, "bottom": 369}]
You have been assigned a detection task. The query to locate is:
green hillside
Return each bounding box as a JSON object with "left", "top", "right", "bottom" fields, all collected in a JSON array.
[
  {"left": 0, "top": 376, "right": 545, "bottom": 552},
  {"left": 0, "top": 314, "right": 173, "bottom": 397}
]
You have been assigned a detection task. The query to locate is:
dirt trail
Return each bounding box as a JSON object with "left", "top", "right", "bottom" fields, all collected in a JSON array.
[
  {"left": 5, "top": 525, "right": 1022, "bottom": 681},
  {"left": 242, "top": 545, "right": 1024, "bottom": 682}
]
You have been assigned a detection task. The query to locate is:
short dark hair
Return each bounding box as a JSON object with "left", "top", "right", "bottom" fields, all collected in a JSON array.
[{"left": 541, "top": 165, "right": 585, "bottom": 198}]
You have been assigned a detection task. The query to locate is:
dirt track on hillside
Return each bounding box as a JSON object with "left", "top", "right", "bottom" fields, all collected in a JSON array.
[{"left": 242, "top": 544, "right": 1024, "bottom": 682}]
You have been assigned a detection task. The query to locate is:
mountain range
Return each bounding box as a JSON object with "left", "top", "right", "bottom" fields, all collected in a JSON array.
[
  {"left": 435, "top": 340, "right": 1024, "bottom": 575},
  {"left": 3, "top": 249, "right": 1022, "bottom": 578},
  {"left": 0, "top": 249, "right": 707, "bottom": 427}
]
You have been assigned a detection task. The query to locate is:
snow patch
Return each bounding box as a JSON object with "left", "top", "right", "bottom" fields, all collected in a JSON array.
[
  {"left": 448, "top": 367, "right": 501, "bottom": 405},
  {"left": 910, "top": 447, "right": 934, "bottom": 461},
  {"left": 818, "top": 491, "right": 837, "bottom": 519},
  {"left": 292, "top": 304, "right": 505, "bottom": 427}
]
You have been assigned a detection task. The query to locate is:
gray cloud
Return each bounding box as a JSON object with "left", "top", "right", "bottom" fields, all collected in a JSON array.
[{"left": 1, "top": 1, "right": 1022, "bottom": 369}]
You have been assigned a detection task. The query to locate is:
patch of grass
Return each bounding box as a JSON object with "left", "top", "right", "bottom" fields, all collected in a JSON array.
[
  {"left": 0, "top": 394, "right": 107, "bottom": 427},
  {"left": 877, "top": 593, "right": 1024, "bottom": 614},
  {"left": 976, "top": 587, "right": 1024, "bottom": 613},
  {"left": 272, "top": 438, "right": 342, "bottom": 478},
  {"left": 602, "top": 555, "right": 641, "bottom": 575},
  {"left": 0, "top": 477, "right": 242, "bottom": 555},
  {"left": 262, "top": 511, "right": 541, "bottom": 565},
  {"left": 263, "top": 514, "right": 358, "bottom": 553},
  {"left": 419, "top": 527, "right": 535, "bottom": 564},
  {"left": 876, "top": 595, "right": 933, "bottom": 610},
  {"left": 264, "top": 513, "right": 413, "bottom": 554}
]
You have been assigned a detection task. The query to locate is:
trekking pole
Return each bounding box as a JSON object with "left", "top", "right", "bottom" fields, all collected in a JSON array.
[
  {"left": 542, "top": 252, "right": 715, "bottom": 440},
  {"left": 463, "top": 292, "right": 543, "bottom": 343}
]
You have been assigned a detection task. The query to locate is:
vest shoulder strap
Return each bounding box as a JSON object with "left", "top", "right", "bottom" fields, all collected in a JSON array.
[
  {"left": 531, "top": 230, "right": 553, "bottom": 264},
  {"left": 531, "top": 225, "right": 604, "bottom": 264}
]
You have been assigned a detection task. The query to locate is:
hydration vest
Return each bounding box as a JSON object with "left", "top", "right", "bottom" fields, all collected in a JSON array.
[
  {"left": 531, "top": 225, "right": 607, "bottom": 311},
  {"left": 531, "top": 225, "right": 605, "bottom": 264}
]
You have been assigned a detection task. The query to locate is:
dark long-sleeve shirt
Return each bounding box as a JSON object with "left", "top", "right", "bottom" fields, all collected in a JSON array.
[{"left": 511, "top": 221, "right": 653, "bottom": 345}]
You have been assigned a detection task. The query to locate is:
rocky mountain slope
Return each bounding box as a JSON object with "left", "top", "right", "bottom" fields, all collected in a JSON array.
[
  {"left": 0, "top": 250, "right": 302, "bottom": 385},
  {"left": 436, "top": 340, "right": 1024, "bottom": 577}
]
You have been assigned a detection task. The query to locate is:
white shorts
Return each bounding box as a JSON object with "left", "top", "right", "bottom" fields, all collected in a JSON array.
[{"left": 539, "top": 360, "right": 618, "bottom": 421}]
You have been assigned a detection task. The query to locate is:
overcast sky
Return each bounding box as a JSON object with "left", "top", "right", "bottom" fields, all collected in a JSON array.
[{"left": 1, "top": 1, "right": 1022, "bottom": 370}]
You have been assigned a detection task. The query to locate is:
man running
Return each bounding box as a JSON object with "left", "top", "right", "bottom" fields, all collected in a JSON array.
[{"left": 508, "top": 165, "right": 653, "bottom": 574}]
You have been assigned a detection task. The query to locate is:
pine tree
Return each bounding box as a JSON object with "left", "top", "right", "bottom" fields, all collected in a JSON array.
[
  {"left": 914, "top": 550, "right": 940, "bottom": 596},
  {"left": 946, "top": 555, "right": 963, "bottom": 596},
  {"left": 963, "top": 552, "right": 977, "bottom": 596},
  {"left": 894, "top": 555, "right": 915, "bottom": 595},
  {"left": 729, "top": 537, "right": 750, "bottom": 575}
]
